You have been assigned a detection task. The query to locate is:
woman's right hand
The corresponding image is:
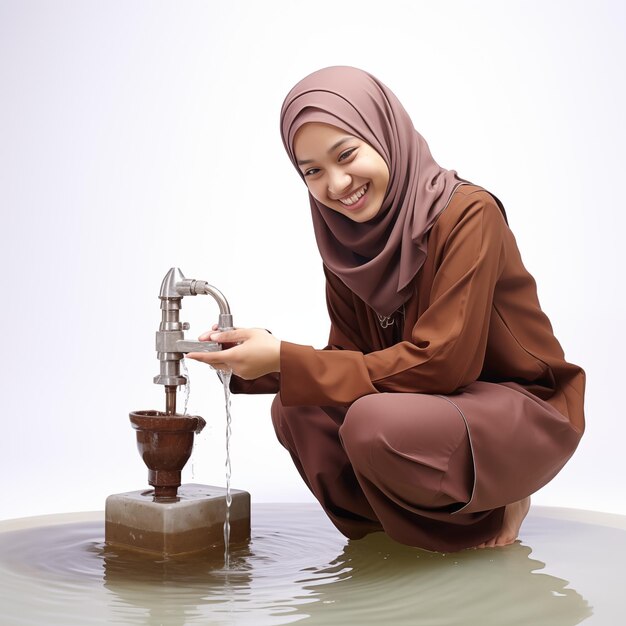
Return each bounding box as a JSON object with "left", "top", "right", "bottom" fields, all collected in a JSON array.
[
  {"left": 198, "top": 323, "right": 240, "bottom": 377},
  {"left": 190, "top": 325, "right": 280, "bottom": 379}
]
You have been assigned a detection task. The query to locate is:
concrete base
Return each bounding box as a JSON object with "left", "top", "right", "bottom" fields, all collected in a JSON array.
[{"left": 105, "top": 483, "right": 250, "bottom": 556}]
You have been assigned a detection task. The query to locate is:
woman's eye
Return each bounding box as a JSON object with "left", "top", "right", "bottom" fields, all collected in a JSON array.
[
  {"left": 339, "top": 148, "right": 356, "bottom": 161},
  {"left": 304, "top": 168, "right": 319, "bottom": 177}
]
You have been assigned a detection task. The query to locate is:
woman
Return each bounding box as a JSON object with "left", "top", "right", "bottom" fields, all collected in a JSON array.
[{"left": 186, "top": 66, "right": 585, "bottom": 552}]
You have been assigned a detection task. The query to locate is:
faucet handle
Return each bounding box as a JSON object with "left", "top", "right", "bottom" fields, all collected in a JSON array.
[{"left": 175, "top": 340, "right": 221, "bottom": 353}]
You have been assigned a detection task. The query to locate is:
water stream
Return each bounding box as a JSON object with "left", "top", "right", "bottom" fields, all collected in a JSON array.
[
  {"left": 199, "top": 365, "right": 234, "bottom": 567},
  {"left": 180, "top": 359, "right": 191, "bottom": 416},
  {"left": 221, "top": 369, "right": 233, "bottom": 568}
]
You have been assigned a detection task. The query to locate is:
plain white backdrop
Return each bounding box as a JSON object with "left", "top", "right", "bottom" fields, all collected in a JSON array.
[{"left": 0, "top": 0, "right": 624, "bottom": 520}]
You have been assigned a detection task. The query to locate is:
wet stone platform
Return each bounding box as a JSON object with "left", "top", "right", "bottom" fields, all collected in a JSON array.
[{"left": 105, "top": 484, "right": 250, "bottom": 555}]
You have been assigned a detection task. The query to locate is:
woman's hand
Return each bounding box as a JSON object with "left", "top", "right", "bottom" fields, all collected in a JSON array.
[{"left": 185, "top": 326, "right": 281, "bottom": 379}]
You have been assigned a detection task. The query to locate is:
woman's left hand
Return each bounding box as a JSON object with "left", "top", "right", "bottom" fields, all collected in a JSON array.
[{"left": 185, "top": 327, "right": 281, "bottom": 379}]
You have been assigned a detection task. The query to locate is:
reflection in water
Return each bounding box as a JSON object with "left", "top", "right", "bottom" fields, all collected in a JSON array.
[
  {"left": 294, "top": 532, "right": 591, "bottom": 625},
  {"left": 0, "top": 505, "right": 604, "bottom": 625},
  {"left": 101, "top": 538, "right": 255, "bottom": 626}
]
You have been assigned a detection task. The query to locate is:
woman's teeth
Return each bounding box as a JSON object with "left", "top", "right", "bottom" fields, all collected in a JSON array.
[{"left": 339, "top": 183, "right": 368, "bottom": 206}]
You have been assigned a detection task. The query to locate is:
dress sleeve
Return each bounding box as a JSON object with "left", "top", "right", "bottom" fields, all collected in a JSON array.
[
  {"left": 279, "top": 194, "right": 507, "bottom": 406},
  {"left": 229, "top": 371, "right": 280, "bottom": 394}
]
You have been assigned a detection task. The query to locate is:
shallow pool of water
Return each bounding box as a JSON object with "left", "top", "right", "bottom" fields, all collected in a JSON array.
[{"left": 0, "top": 504, "right": 623, "bottom": 625}]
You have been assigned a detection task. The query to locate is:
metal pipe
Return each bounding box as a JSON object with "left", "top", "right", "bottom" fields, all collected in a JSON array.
[
  {"left": 165, "top": 385, "right": 177, "bottom": 415},
  {"left": 175, "top": 278, "right": 233, "bottom": 330}
]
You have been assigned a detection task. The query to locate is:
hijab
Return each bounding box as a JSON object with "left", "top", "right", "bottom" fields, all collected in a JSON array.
[{"left": 280, "top": 65, "right": 503, "bottom": 318}]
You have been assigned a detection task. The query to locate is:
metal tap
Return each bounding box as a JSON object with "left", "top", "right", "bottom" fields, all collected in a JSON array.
[{"left": 153, "top": 267, "right": 234, "bottom": 414}]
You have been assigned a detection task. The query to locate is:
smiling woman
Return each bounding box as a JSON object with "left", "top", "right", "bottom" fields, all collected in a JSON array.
[
  {"left": 293, "top": 123, "right": 390, "bottom": 223},
  {"left": 186, "top": 65, "right": 585, "bottom": 552}
]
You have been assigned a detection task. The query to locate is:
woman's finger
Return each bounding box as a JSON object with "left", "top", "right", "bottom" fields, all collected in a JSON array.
[
  {"left": 199, "top": 324, "right": 239, "bottom": 341},
  {"left": 208, "top": 329, "right": 247, "bottom": 344},
  {"left": 185, "top": 351, "right": 229, "bottom": 364}
]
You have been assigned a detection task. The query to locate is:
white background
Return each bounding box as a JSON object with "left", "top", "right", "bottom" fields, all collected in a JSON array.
[{"left": 0, "top": 0, "right": 624, "bottom": 520}]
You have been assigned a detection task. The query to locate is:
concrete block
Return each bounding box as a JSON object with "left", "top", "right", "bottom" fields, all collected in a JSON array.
[{"left": 105, "top": 484, "right": 250, "bottom": 556}]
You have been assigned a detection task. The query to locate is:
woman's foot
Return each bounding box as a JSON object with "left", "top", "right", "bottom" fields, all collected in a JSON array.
[{"left": 474, "top": 496, "right": 531, "bottom": 548}]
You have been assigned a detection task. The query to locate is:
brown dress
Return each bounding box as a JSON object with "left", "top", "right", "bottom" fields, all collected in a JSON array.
[{"left": 229, "top": 184, "right": 585, "bottom": 552}]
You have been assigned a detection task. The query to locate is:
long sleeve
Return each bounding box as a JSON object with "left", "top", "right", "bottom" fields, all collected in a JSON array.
[
  {"left": 279, "top": 194, "right": 507, "bottom": 406},
  {"left": 229, "top": 371, "right": 280, "bottom": 394}
]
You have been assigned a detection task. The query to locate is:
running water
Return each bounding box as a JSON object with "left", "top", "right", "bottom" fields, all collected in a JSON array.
[
  {"left": 180, "top": 359, "right": 191, "bottom": 416},
  {"left": 180, "top": 359, "right": 194, "bottom": 479},
  {"left": 187, "top": 361, "right": 234, "bottom": 567},
  {"left": 221, "top": 369, "right": 233, "bottom": 568}
]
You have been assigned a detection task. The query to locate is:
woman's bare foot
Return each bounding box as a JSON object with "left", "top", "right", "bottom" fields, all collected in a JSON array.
[{"left": 473, "top": 496, "right": 531, "bottom": 549}]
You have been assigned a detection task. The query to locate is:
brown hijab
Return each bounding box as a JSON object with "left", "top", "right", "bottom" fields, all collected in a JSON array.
[{"left": 280, "top": 66, "right": 500, "bottom": 318}]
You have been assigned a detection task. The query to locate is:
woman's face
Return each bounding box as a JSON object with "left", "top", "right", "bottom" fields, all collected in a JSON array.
[{"left": 293, "top": 122, "right": 390, "bottom": 223}]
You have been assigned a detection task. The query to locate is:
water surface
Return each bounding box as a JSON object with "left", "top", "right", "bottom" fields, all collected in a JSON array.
[{"left": 0, "top": 504, "right": 623, "bottom": 625}]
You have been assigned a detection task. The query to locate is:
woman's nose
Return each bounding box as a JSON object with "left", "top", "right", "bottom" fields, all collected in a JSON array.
[{"left": 327, "top": 170, "right": 352, "bottom": 199}]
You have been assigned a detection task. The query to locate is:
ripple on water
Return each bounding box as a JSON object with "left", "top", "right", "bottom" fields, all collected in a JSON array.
[{"left": 0, "top": 504, "right": 623, "bottom": 625}]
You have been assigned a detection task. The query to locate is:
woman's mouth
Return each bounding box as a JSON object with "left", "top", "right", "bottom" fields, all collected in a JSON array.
[{"left": 338, "top": 183, "right": 369, "bottom": 210}]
